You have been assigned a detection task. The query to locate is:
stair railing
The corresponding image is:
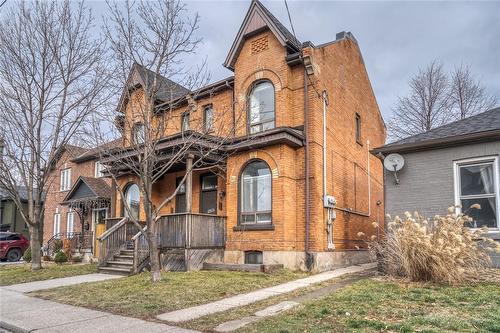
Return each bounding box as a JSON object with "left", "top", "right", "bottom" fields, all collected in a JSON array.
[
  {"left": 132, "top": 226, "right": 150, "bottom": 273},
  {"left": 97, "top": 217, "right": 129, "bottom": 266}
]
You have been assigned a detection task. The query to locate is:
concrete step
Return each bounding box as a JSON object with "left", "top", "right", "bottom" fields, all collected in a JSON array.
[
  {"left": 120, "top": 249, "right": 134, "bottom": 255},
  {"left": 98, "top": 266, "right": 133, "bottom": 276}
]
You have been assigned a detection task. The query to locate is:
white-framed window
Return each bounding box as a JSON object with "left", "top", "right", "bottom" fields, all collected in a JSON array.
[
  {"left": 67, "top": 210, "right": 74, "bottom": 234},
  {"left": 133, "top": 123, "right": 145, "bottom": 144},
  {"left": 60, "top": 168, "right": 72, "bottom": 191},
  {"left": 53, "top": 212, "right": 61, "bottom": 236},
  {"left": 181, "top": 112, "right": 190, "bottom": 132},
  {"left": 203, "top": 105, "right": 214, "bottom": 132},
  {"left": 454, "top": 156, "right": 499, "bottom": 229},
  {"left": 92, "top": 208, "right": 108, "bottom": 229},
  {"left": 95, "top": 161, "right": 105, "bottom": 177}
]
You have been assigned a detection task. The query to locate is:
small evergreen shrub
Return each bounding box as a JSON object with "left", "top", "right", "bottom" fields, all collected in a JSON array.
[
  {"left": 54, "top": 250, "right": 68, "bottom": 264},
  {"left": 53, "top": 239, "right": 63, "bottom": 252},
  {"left": 370, "top": 206, "right": 500, "bottom": 284},
  {"left": 22, "top": 246, "right": 32, "bottom": 262}
]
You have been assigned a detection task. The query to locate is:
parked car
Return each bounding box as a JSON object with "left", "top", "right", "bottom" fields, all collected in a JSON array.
[{"left": 0, "top": 232, "right": 30, "bottom": 262}]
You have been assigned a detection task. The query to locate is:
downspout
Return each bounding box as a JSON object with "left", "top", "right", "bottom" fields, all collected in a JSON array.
[
  {"left": 322, "top": 91, "right": 327, "bottom": 201},
  {"left": 304, "top": 66, "right": 312, "bottom": 270},
  {"left": 367, "top": 140, "right": 371, "bottom": 217}
]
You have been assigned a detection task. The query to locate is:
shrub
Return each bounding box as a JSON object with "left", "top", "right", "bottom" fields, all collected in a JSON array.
[
  {"left": 53, "top": 239, "right": 63, "bottom": 252},
  {"left": 54, "top": 250, "right": 68, "bottom": 264},
  {"left": 22, "top": 246, "right": 32, "bottom": 263},
  {"left": 371, "top": 207, "right": 500, "bottom": 284}
]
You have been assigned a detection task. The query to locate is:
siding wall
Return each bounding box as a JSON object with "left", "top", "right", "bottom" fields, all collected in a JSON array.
[{"left": 384, "top": 141, "right": 500, "bottom": 220}]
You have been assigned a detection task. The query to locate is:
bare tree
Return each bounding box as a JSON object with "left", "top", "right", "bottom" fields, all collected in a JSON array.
[
  {"left": 0, "top": 1, "right": 107, "bottom": 269},
  {"left": 388, "top": 61, "right": 452, "bottom": 141},
  {"left": 93, "top": 0, "right": 244, "bottom": 282},
  {"left": 449, "top": 64, "right": 497, "bottom": 120}
]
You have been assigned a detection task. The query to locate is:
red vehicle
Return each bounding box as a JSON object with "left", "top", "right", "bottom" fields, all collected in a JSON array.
[{"left": 0, "top": 232, "right": 30, "bottom": 262}]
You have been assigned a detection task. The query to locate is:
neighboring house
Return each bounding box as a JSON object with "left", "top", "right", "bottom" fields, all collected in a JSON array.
[
  {"left": 43, "top": 143, "right": 118, "bottom": 256},
  {"left": 100, "top": 0, "right": 386, "bottom": 273},
  {"left": 373, "top": 107, "right": 500, "bottom": 265},
  {"left": 0, "top": 186, "right": 30, "bottom": 238}
]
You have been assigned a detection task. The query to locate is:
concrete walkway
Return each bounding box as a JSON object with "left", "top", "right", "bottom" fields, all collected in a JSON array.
[
  {"left": 0, "top": 288, "right": 199, "bottom": 333},
  {"left": 157, "top": 263, "right": 376, "bottom": 323},
  {"left": 3, "top": 273, "right": 123, "bottom": 293}
]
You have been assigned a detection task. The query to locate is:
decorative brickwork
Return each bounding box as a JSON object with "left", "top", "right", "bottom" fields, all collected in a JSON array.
[{"left": 251, "top": 35, "right": 269, "bottom": 54}]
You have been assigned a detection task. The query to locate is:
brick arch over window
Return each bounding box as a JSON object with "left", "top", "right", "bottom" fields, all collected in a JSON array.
[{"left": 238, "top": 158, "right": 273, "bottom": 226}]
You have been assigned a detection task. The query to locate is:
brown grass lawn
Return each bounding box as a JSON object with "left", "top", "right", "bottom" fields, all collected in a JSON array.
[
  {"left": 30, "top": 269, "right": 308, "bottom": 319},
  {"left": 239, "top": 277, "right": 500, "bottom": 333},
  {"left": 0, "top": 263, "right": 97, "bottom": 286}
]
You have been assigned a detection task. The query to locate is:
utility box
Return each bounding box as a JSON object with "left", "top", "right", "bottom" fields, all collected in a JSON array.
[{"left": 323, "top": 195, "right": 336, "bottom": 208}]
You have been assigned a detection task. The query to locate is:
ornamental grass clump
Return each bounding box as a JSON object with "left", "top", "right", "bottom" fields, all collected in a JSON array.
[{"left": 372, "top": 207, "right": 500, "bottom": 284}]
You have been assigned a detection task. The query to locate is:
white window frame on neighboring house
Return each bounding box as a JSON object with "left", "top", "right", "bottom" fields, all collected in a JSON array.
[
  {"left": 95, "top": 161, "right": 105, "bottom": 178},
  {"left": 60, "top": 168, "right": 72, "bottom": 191},
  {"left": 453, "top": 155, "right": 500, "bottom": 230},
  {"left": 67, "top": 210, "right": 74, "bottom": 234},
  {"left": 53, "top": 212, "right": 61, "bottom": 237}
]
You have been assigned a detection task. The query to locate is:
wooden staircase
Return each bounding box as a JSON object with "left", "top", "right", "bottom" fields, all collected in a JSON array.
[
  {"left": 98, "top": 245, "right": 135, "bottom": 275},
  {"left": 97, "top": 218, "right": 149, "bottom": 276}
]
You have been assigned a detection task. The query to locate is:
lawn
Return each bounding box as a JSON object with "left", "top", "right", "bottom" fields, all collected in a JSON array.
[
  {"left": 239, "top": 278, "right": 500, "bottom": 333},
  {"left": 30, "top": 269, "right": 308, "bottom": 319},
  {"left": 0, "top": 263, "right": 97, "bottom": 286}
]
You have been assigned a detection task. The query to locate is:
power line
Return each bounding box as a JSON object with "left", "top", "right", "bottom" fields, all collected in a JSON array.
[{"left": 283, "top": 0, "right": 296, "bottom": 41}]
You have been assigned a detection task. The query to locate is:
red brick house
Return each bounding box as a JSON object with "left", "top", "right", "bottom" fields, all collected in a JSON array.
[
  {"left": 48, "top": 0, "right": 386, "bottom": 272},
  {"left": 42, "top": 143, "right": 117, "bottom": 258}
]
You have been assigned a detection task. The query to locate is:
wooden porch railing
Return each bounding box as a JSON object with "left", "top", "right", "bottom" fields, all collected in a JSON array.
[
  {"left": 158, "top": 213, "right": 226, "bottom": 249},
  {"left": 132, "top": 226, "right": 150, "bottom": 273},
  {"left": 97, "top": 217, "right": 138, "bottom": 266}
]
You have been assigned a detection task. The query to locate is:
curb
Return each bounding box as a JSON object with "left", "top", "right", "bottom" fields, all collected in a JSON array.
[{"left": 0, "top": 321, "right": 29, "bottom": 333}]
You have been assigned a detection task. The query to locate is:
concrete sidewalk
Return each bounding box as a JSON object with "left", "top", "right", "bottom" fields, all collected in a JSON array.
[
  {"left": 3, "top": 273, "right": 123, "bottom": 293},
  {"left": 0, "top": 288, "right": 199, "bottom": 333},
  {"left": 157, "top": 263, "right": 376, "bottom": 323}
]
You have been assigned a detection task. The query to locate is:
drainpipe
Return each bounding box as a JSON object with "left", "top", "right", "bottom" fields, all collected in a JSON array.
[
  {"left": 304, "top": 66, "right": 312, "bottom": 271},
  {"left": 367, "top": 140, "right": 371, "bottom": 217},
  {"left": 322, "top": 91, "right": 328, "bottom": 201}
]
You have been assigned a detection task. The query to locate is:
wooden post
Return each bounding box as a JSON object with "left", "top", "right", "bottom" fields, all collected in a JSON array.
[{"left": 186, "top": 154, "right": 193, "bottom": 213}]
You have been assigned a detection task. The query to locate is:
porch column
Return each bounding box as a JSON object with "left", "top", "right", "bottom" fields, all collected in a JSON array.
[{"left": 186, "top": 154, "right": 193, "bottom": 213}]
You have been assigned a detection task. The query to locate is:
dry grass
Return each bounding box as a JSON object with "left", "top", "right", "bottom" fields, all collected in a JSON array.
[
  {"left": 0, "top": 263, "right": 97, "bottom": 286},
  {"left": 371, "top": 207, "right": 500, "bottom": 284}
]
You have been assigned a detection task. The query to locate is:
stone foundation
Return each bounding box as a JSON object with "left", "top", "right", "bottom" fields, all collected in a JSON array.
[{"left": 224, "top": 250, "right": 372, "bottom": 272}]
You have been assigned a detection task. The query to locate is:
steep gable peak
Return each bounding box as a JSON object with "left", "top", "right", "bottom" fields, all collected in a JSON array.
[{"left": 224, "top": 0, "right": 301, "bottom": 70}]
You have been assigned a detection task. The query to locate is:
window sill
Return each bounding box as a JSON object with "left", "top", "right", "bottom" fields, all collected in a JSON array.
[{"left": 233, "top": 224, "right": 275, "bottom": 231}]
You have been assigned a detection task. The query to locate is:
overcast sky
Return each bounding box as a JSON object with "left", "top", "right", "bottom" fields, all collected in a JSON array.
[
  {"left": 6, "top": 0, "right": 498, "bottom": 122},
  {"left": 177, "top": 0, "right": 500, "bottom": 122}
]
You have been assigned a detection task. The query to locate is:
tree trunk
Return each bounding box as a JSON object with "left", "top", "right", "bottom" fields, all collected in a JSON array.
[
  {"left": 147, "top": 222, "right": 161, "bottom": 282},
  {"left": 29, "top": 223, "right": 43, "bottom": 270}
]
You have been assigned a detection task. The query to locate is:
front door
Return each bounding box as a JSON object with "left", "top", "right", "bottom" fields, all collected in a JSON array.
[{"left": 200, "top": 174, "right": 217, "bottom": 214}]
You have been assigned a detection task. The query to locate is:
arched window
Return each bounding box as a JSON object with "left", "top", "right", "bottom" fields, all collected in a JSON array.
[
  {"left": 124, "top": 183, "right": 140, "bottom": 220},
  {"left": 249, "top": 81, "right": 275, "bottom": 133},
  {"left": 240, "top": 160, "right": 272, "bottom": 224}
]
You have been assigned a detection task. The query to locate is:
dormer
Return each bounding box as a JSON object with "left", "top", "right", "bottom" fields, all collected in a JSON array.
[{"left": 224, "top": 0, "right": 302, "bottom": 71}]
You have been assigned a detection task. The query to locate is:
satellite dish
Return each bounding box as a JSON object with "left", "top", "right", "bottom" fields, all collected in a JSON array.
[
  {"left": 384, "top": 153, "right": 405, "bottom": 171},
  {"left": 384, "top": 153, "right": 405, "bottom": 185}
]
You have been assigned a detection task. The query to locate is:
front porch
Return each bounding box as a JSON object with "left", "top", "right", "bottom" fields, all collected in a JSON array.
[{"left": 98, "top": 212, "right": 227, "bottom": 275}]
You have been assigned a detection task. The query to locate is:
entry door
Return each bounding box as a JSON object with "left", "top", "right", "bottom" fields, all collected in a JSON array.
[{"left": 200, "top": 174, "right": 218, "bottom": 214}]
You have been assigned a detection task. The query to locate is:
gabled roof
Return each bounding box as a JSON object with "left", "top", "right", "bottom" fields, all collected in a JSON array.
[
  {"left": 71, "top": 138, "right": 122, "bottom": 163},
  {"left": 224, "top": 0, "right": 301, "bottom": 70},
  {"left": 63, "top": 176, "right": 112, "bottom": 203},
  {"left": 117, "top": 63, "right": 190, "bottom": 113},
  {"left": 373, "top": 107, "right": 500, "bottom": 154}
]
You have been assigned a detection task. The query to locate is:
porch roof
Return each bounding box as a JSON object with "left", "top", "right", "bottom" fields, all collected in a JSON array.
[{"left": 62, "top": 176, "right": 112, "bottom": 206}]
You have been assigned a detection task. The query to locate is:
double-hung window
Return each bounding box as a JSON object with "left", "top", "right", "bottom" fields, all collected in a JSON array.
[
  {"left": 67, "top": 210, "right": 74, "bottom": 234},
  {"left": 454, "top": 156, "right": 499, "bottom": 229},
  {"left": 181, "top": 113, "right": 190, "bottom": 133},
  {"left": 60, "top": 168, "right": 71, "bottom": 191},
  {"left": 203, "top": 105, "right": 214, "bottom": 132},
  {"left": 53, "top": 212, "right": 61, "bottom": 236},
  {"left": 95, "top": 161, "right": 105, "bottom": 177}
]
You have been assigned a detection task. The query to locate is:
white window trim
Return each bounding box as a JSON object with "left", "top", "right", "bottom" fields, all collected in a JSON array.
[
  {"left": 92, "top": 208, "right": 108, "bottom": 230},
  {"left": 453, "top": 155, "right": 500, "bottom": 230},
  {"left": 95, "top": 161, "right": 104, "bottom": 178},
  {"left": 67, "top": 210, "right": 74, "bottom": 234},
  {"left": 53, "top": 213, "right": 61, "bottom": 236},
  {"left": 60, "top": 168, "right": 72, "bottom": 191}
]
